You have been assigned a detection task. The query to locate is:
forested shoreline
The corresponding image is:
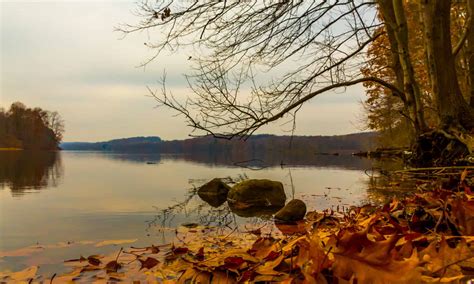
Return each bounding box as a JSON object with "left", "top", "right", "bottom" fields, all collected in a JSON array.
[
  {"left": 60, "top": 132, "right": 376, "bottom": 154},
  {"left": 0, "top": 102, "right": 64, "bottom": 150}
]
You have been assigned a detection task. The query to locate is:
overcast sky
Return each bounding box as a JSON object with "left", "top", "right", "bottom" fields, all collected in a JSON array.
[{"left": 0, "top": 1, "right": 368, "bottom": 142}]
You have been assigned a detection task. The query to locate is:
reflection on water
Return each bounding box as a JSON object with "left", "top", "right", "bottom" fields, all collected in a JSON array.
[
  {"left": 92, "top": 151, "right": 374, "bottom": 170},
  {"left": 0, "top": 151, "right": 405, "bottom": 275},
  {"left": 173, "top": 151, "right": 374, "bottom": 170},
  {"left": 0, "top": 151, "right": 63, "bottom": 196},
  {"left": 363, "top": 159, "right": 413, "bottom": 204}
]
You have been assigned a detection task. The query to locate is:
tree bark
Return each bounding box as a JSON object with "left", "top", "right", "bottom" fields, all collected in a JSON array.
[
  {"left": 421, "top": 0, "right": 474, "bottom": 131},
  {"left": 377, "top": 0, "right": 428, "bottom": 134},
  {"left": 377, "top": 3, "right": 413, "bottom": 135},
  {"left": 466, "top": 0, "right": 474, "bottom": 108}
]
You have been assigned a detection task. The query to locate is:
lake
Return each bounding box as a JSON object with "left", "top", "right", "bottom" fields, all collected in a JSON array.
[{"left": 0, "top": 150, "right": 402, "bottom": 275}]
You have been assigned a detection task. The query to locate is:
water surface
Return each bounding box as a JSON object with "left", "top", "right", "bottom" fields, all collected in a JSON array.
[{"left": 0, "top": 151, "right": 399, "bottom": 273}]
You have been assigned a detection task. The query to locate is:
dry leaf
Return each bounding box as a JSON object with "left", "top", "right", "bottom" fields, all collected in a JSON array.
[
  {"left": 139, "top": 257, "right": 160, "bottom": 270},
  {"left": 95, "top": 239, "right": 137, "bottom": 247},
  {"left": 8, "top": 266, "right": 38, "bottom": 281}
]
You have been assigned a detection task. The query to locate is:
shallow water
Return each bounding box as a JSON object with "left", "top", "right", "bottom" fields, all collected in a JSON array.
[{"left": 0, "top": 151, "right": 398, "bottom": 274}]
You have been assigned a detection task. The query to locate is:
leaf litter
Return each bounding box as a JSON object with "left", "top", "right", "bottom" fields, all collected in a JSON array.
[{"left": 2, "top": 171, "right": 474, "bottom": 283}]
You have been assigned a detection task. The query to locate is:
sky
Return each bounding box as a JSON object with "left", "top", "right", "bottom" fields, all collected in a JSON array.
[{"left": 0, "top": 0, "right": 368, "bottom": 142}]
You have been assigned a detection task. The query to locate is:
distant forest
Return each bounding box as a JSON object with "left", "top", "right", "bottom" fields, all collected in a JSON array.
[
  {"left": 0, "top": 102, "right": 64, "bottom": 150},
  {"left": 61, "top": 132, "right": 376, "bottom": 154}
]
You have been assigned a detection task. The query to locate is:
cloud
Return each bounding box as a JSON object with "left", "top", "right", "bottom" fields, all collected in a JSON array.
[{"left": 1, "top": 1, "right": 367, "bottom": 141}]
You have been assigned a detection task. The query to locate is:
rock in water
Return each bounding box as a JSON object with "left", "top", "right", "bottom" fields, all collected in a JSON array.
[
  {"left": 227, "top": 179, "right": 286, "bottom": 209},
  {"left": 197, "top": 178, "right": 231, "bottom": 207},
  {"left": 229, "top": 206, "right": 281, "bottom": 218},
  {"left": 274, "top": 199, "right": 307, "bottom": 222}
]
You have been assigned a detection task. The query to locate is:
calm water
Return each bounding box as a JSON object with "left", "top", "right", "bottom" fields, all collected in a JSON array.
[{"left": 0, "top": 151, "right": 400, "bottom": 274}]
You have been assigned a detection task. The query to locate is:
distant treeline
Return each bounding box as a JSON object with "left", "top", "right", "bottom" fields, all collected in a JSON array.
[
  {"left": 61, "top": 132, "right": 376, "bottom": 154},
  {"left": 0, "top": 102, "right": 64, "bottom": 150}
]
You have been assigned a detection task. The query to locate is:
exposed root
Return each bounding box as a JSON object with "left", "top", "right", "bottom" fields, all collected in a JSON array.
[{"left": 410, "top": 130, "right": 473, "bottom": 167}]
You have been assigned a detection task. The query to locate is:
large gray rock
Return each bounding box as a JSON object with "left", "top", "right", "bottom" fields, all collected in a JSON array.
[
  {"left": 197, "top": 178, "right": 231, "bottom": 207},
  {"left": 227, "top": 179, "right": 286, "bottom": 210},
  {"left": 274, "top": 199, "right": 307, "bottom": 222}
]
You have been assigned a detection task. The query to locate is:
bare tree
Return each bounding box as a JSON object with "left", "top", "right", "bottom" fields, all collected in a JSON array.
[
  {"left": 120, "top": 1, "right": 474, "bottom": 155},
  {"left": 47, "top": 111, "right": 65, "bottom": 142},
  {"left": 119, "top": 1, "right": 402, "bottom": 138}
]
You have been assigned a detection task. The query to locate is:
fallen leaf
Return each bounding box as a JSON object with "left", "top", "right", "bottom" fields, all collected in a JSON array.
[
  {"left": 211, "top": 271, "right": 237, "bottom": 283},
  {"left": 64, "top": 255, "right": 87, "bottom": 263},
  {"left": 105, "top": 260, "right": 122, "bottom": 273},
  {"left": 195, "top": 247, "right": 205, "bottom": 261},
  {"left": 420, "top": 237, "right": 474, "bottom": 279},
  {"left": 173, "top": 247, "right": 189, "bottom": 255},
  {"left": 248, "top": 237, "right": 278, "bottom": 260},
  {"left": 222, "top": 256, "right": 245, "bottom": 270},
  {"left": 87, "top": 255, "right": 102, "bottom": 266},
  {"left": 8, "top": 266, "right": 38, "bottom": 281},
  {"left": 0, "top": 246, "right": 44, "bottom": 258},
  {"left": 95, "top": 239, "right": 137, "bottom": 247},
  {"left": 139, "top": 257, "right": 160, "bottom": 270},
  {"left": 255, "top": 254, "right": 284, "bottom": 276},
  {"left": 332, "top": 243, "right": 421, "bottom": 283}
]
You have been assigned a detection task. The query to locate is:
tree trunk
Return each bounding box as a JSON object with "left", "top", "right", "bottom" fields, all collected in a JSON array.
[
  {"left": 421, "top": 0, "right": 474, "bottom": 131},
  {"left": 467, "top": 0, "right": 474, "bottom": 108},
  {"left": 377, "top": 2, "right": 414, "bottom": 139},
  {"left": 378, "top": 0, "right": 428, "bottom": 134}
]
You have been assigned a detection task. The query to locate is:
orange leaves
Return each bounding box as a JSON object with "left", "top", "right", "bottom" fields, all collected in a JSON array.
[
  {"left": 292, "top": 233, "right": 332, "bottom": 276},
  {"left": 331, "top": 231, "right": 421, "bottom": 283},
  {"left": 248, "top": 237, "right": 279, "bottom": 259},
  {"left": 420, "top": 237, "right": 474, "bottom": 280},
  {"left": 333, "top": 249, "right": 420, "bottom": 283},
  {"left": 4, "top": 180, "right": 474, "bottom": 283},
  {"left": 95, "top": 239, "right": 137, "bottom": 247},
  {"left": 0, "top": 266, "right": 38, "bottom": 282},
  {"left": 447, "top": 198, "right": 474, "bottom": 235}
]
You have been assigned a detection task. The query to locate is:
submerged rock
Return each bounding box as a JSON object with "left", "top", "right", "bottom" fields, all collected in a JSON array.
[
  {"left": 274, "top": 199, "right": 307, "bottom": 222},
  {"left": 229, "top": 205, "right": 282, "bottom": 218},
  {"left": 197, "top": 178, "right": 231, "bottom": 207},
  {"left": 227, "top": 179, "right": 286, "bottom": 210}
]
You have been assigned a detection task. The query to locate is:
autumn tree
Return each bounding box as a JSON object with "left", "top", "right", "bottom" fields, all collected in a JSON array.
[
  {"left": 122, "top": 0, "right": 474, "bottom": 165},
  {"left": 362, "top": 2, "right": 436, "bottom": 147},
  {"left": 0, "top": 102, "right": 65, "bottom": 150}
]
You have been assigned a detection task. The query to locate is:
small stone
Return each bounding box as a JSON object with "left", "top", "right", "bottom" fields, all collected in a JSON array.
[
  {"left": 274, "top": 199, "right": 307, "bottom": 222},
  {"left": 197, "top": 178, "right": 231, "bottom": 207}
]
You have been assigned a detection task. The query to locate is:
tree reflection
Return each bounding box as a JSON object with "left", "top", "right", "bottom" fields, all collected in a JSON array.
[
  {"left": 146, "top": 178, "right": 276, "bottom": 242},
  {"left": 364, "top": 158, "right": 413, "bottom": 205},
  {"left": 0, "top": 151, "right": 63, "bottom": 196}
]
